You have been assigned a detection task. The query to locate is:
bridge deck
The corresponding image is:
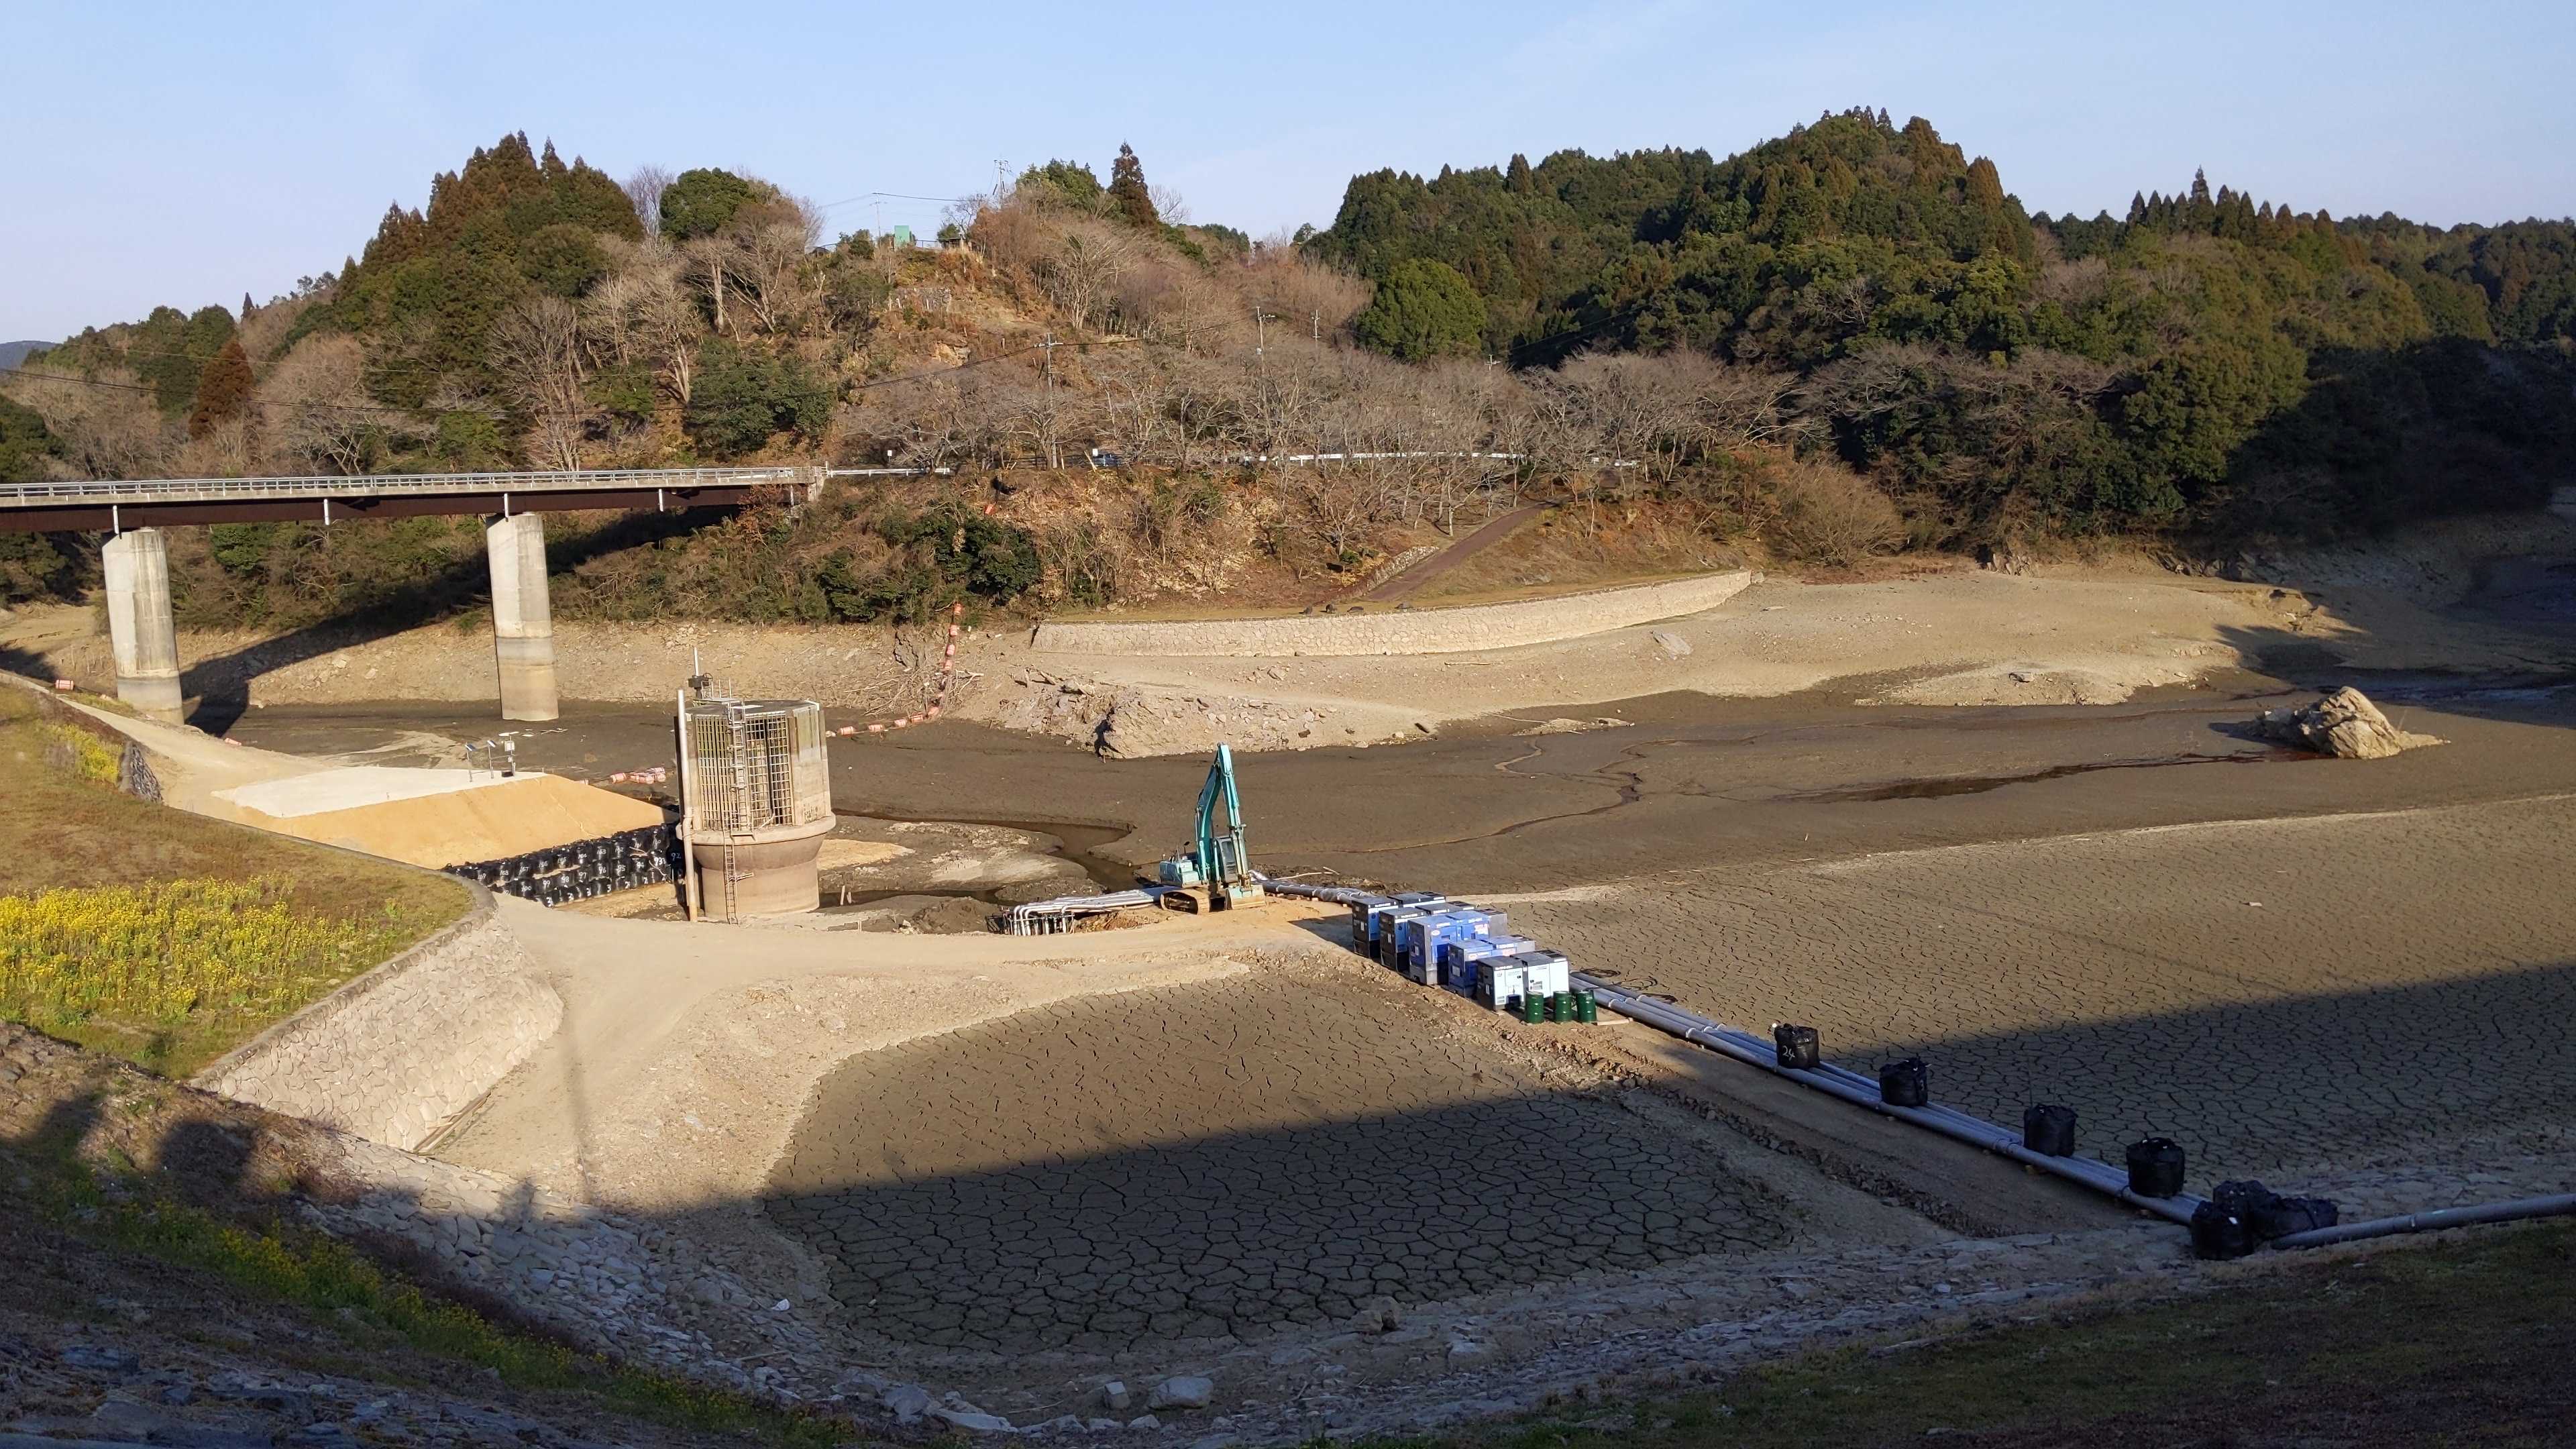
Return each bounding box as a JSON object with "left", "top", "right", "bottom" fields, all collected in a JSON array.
[{"left": 0, "top": 466, "right": 865, "bottom": 532}]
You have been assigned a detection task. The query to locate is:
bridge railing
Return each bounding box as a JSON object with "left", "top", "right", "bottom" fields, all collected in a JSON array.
[{"left": 0, "top": 466, "right": 809, "bottom": 506}]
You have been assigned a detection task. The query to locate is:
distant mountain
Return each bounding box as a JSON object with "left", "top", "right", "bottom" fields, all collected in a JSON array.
[{"left": 0, "top": 341, "right": 49, "bottom": 370}]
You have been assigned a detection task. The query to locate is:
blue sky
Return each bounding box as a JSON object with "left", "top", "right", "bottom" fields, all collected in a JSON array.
[{"left": 4, "top": 0, "right": 2569, "bottom": 341}]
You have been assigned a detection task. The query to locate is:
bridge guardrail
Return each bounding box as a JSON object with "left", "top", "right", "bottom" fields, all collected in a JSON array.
[{"left": 0, "top": 466, "right": 808, "bottom": 507}]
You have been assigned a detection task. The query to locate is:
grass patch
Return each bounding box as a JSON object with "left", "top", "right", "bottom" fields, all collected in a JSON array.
[
  {"left": 37, "top": 719, "right": 123, "bottom": 784},
  {"left": 1, "top": 878, "right": 419, "bottom": 1073},
  {"left": 0, "top": 688, "right": 468, "bottom": 1074},
  {"left": 5, "top": 1137, "right": 845, "bottom": 1447},
  {"left": 1395, "top": 1220, "right": 2576, "bottom": 1448}
]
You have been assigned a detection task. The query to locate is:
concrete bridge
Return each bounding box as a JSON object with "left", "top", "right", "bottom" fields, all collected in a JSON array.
[{"left": 0, "top": 466, "right": 845, "bottom": 724}]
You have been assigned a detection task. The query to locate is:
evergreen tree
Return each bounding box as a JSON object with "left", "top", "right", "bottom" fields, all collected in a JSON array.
[
  {"left": 1016, "top": 160, "right": 1104, "bottom": 211},
  {"left": 1107, "top": 143, "right": 1158, "bottom": 228},
  {"left": 1351, "top": 259, "right": 1485, "bottom": 360},
  {"left": 0, "top": 393, "right": 63, "bottom": 485},
  {"left": 659, "top": 168, "right": 761, "bottom": 240},
  {"left": 1964, "top": 156, "right": 2006, "bottom": 209},
  {"left": 187, "top": 339, "right": 255, "bottom": 439},
  {"left": 1506, "top": 153, "right": 1534, "bottom": 194}
]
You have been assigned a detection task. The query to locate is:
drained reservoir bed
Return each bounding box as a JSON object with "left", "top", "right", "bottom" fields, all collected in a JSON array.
[{"left": 767, "top": 964, "right": 1802, "bottom": 1351}]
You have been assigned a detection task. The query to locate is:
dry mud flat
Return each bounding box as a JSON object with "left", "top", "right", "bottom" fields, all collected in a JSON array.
[
  {"left": 767, "top": 957, "right": 1939, "bottom": 1356},
  {"left": 1506, "top": 789, "right": 2576, "bottom": 1181}
]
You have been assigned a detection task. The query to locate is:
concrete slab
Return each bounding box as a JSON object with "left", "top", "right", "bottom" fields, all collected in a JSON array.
[{"left": 220, "top": 765, "right": 541, "bottom": 818}]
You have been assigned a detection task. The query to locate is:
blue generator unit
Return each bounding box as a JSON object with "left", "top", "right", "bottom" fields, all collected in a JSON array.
[
  {"left": 1373, "top": 896, "right": 1452, "bottom": 966},
  {"left": 1397, "top": 908, "right": 1499, "bottom": 985},
  {"left": 1445, "top": 932, "right": 1538, "bottom": 994}
]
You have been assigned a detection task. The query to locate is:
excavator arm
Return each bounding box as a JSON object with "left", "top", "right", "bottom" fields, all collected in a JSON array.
[{"left": 1159, "top": 744, "right": 1263, "bottom": 907}]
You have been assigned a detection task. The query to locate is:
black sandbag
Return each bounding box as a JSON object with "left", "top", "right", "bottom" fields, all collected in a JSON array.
[
  {"left": 2023, "top": 1103, "right": 2078, "bottom": 1157},
  {"left": 2190, "top": 1200, "right": 2257, "bottom": 1260},
  {"left": 1774, "top": 1023, "right": 1821, "bottom": 1070},
  {"left": 2247, "top": 1195, "right": 2340, "bottom": 1240},
  {"left": 2125, "top": 1137, "right": 2187, "bottom": 1197},
  {"left": 1879, "top": 1057, "right": 1929, "bottom": 1108},
  {"left": 2212, "top": 1179, "right": 2277, "bottom": 1215}
]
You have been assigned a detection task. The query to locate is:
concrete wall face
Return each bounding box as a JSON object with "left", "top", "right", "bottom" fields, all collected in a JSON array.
[
  {"left": 1030, "top": 570, "right": 1757, "bottom": 659},
  {"left": 484, "top": 513, "right": 559, "bottom": 721},
  {"left": 195, "top": 890, "right": 561, "bottom": 1152},
  {"left": 101, "top": 528, "right": 183, "bottom": 722}
]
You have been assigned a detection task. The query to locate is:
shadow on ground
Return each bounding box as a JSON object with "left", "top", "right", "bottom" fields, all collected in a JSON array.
[{"left": 177, "top": 508, "right": 732, "bottom": 734}]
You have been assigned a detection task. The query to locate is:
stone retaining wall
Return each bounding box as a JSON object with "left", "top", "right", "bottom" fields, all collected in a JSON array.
[
  {"left": 1030, "top": 570, "right": 1757, "bottom": 658},
  {"left": 194, "top": 887, "right": 561, "bottom": 1152},
  {"left": 0, "top": 1022, "right": 822, "bottom": 1399}
]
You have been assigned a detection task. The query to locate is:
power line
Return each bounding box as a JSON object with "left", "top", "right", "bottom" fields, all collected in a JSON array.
[
  {"left": 841, "top": 335, "right": 1144, "bottom": 394},
  {"left": 0, "top": 366, "right": 500, "bottom": 419},
  {"left": 815, "top": 190, "right": 985, "bottom": 213},
  {"left": 33, "top": 342, "right": 454, "bottom": 384},
  {"left": 1505, "top": 299, "right": 1654, "bottom": 364}
]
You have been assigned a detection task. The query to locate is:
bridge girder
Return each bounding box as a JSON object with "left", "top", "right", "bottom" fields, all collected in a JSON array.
[{"left": 0, "top": 486, "right": 767, "bottom": 534}]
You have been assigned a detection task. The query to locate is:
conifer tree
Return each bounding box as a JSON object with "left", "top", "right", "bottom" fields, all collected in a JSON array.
[
  {"left": 1506, "top": 153, "right": 1534, "bottom": 194},
  {"left": 187, "top": 339, "right": 254, "bottom": 440},
  {"left": 1964, "top": 156, "right": 2006, "bottom": 209},
  {"left": 1107, "top": 144, "right": 1159, "bottom": 229}
]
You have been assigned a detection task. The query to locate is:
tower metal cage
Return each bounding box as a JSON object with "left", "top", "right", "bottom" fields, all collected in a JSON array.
[
  {"left": 680, "top": 696, "right": 832, "bottom": 833},
  {"left": 676, "top": 695, "right": 835, "bottom": 920}
]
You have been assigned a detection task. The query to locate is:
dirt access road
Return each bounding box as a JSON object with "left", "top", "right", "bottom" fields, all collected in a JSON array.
[{"left": 1354, "top": 504, "right": 1542, "bottom": 601}]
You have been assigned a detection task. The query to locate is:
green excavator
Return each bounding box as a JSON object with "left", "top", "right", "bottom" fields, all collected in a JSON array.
[{"left": 1154, "top": 743, "right": 1265, "bottom": 910}]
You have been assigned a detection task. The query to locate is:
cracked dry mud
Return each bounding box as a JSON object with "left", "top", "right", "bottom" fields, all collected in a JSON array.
[
  {"left": 1517, "top": 792, "right": 2576, "bottom": 1177},
  {"left": 767, "top": 963, "right": 1802, "bottom": 1352}
]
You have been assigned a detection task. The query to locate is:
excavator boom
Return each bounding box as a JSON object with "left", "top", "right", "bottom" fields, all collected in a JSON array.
[{"left": 1157, "top": 743, "right": 1263, "bottom": 908}]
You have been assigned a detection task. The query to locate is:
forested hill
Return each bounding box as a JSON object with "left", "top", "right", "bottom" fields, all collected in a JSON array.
[
  {"left": 5, "top": 114, "right": 2574, "bottom": 626},
  {"left": 1304, "top": 109, "right": 2576, "bottom": 537},
  {"left": 1305, "top": 108, "right": 2575, "bottom": 362}
]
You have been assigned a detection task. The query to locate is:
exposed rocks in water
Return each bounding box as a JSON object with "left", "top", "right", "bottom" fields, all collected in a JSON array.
[
  {"left": 2252, "top": 686, "right": 2443, "bottom": 759},
  {"left": 1513, "top": 716, "right": 1633, "bottom": 737}
]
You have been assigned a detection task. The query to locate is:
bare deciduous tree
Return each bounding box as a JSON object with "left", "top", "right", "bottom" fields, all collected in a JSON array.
[
  {"left": 489, "top": 297, "right": 594, "bottom": 470},
  {"left": 624, "top": 164, "right": 674, "bottom": 235},
  {"left": 726, "top": 196, "right": 824, "bottom": 336},
  {"left": 259, "top": 333, "right": 376, "bottom": 474},
  {"left": 1038, "top": 219, "right": 1144, "bottom": 331}
]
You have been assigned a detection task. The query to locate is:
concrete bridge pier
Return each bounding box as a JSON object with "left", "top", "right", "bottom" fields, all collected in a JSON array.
[
  {"left": 485, "top": 513, "right": 559, "bottom": 721},
  {"left": 101, "top": 527, "right": 184, "bottom": 723}
]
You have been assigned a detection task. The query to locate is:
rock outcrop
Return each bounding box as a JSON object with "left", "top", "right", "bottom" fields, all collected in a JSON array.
[{"left": 2251, "top": 686, "right": 2441, "bottom": 759}]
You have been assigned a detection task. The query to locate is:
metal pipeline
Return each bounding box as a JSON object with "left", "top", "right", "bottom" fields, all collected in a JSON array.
[
  {"left": 1571, "top": 973, "right": 2206, "bottom": 1224},
  {"left": 1001, "top": 887, "right": 1173, "bottom": 934},
  {"left": 2265, "top": 1192, "right": 2576, "bottom": 1250},
  {"left": 1255, "top": 875, "right": 1375, "bottom": 907}
]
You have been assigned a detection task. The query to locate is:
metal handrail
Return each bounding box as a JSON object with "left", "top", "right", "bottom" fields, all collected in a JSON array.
[{"left": 1, "top": 466, "right": 805, "bottom": 506}]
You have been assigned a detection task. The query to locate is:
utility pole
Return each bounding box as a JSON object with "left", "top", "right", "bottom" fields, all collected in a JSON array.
[{"left": 1041, "top": 332, "right": 1059, "bottom": 470}]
